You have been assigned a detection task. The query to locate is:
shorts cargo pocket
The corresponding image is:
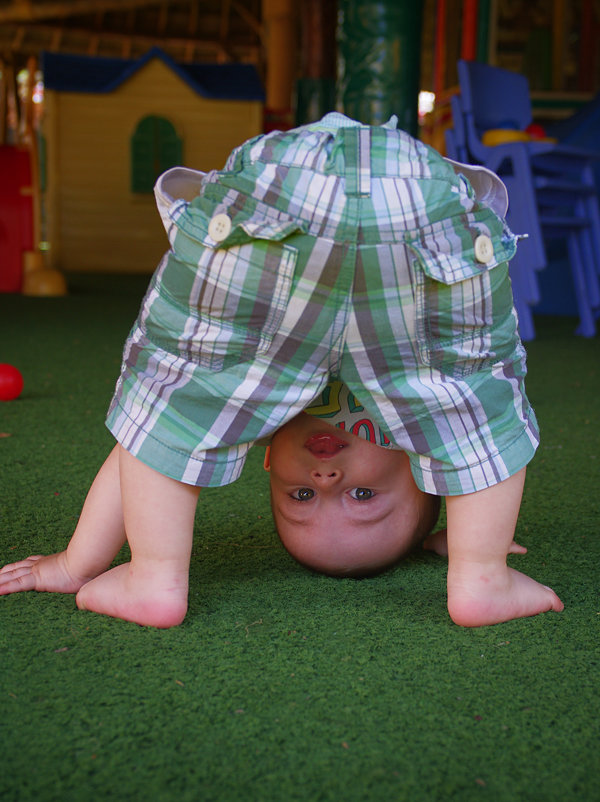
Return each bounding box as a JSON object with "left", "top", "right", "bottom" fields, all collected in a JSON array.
[
  {"left": 146, "top": 206, "right": 305, "bottom": 371},
  {"left": 406, "top": 211, "right": 519, "bottom": 378}
]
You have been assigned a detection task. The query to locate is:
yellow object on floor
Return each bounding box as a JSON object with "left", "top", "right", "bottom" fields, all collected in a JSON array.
[{"left": 482, "top": 129, "right": 558, "bottom": 146}]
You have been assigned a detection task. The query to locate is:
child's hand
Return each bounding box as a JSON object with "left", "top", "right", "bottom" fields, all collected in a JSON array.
[
  {"left": 422, "top": 528, "right": 527, "bottom": 558},
  {"left": 0, "top": 552, "right": 91, "bottom": 595}
]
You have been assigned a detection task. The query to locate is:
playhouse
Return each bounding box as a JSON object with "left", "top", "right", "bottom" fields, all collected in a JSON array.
[{"left": 39, "top": 48, "right": 264, "bottom": 277}]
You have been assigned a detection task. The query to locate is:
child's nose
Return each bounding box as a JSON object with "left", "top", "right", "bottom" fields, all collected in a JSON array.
[{"left": 310, "top": 468, "right": 342, "bottom": 486}]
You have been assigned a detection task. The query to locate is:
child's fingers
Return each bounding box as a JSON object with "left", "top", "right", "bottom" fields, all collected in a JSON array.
[
  {"left": 0, "top": 564, "right": 38, "bottom": 594},
  {"left": 508, "top": 541, "right": 528, "bottom": 555},
  {"left": 0, "top": 555, "right": 43, "bottom": 574}
]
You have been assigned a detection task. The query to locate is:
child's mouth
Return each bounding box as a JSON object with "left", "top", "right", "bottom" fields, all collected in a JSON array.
[{"left": 304, "top": 433, "right": 348, "bottom": 458}]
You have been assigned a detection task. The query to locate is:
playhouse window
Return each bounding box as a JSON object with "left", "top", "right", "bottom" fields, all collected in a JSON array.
[{"left": 131, "top": 115, "right": 182, "bottom": 193}]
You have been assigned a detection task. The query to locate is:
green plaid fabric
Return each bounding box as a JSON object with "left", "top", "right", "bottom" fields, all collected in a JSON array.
[{"left": 106, "top": 113, "right": 539, "bottom": 495}]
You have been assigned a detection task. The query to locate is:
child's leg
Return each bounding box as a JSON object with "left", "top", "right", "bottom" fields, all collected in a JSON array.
[
  {"left": 445, "top": 468, "right": 563, "bottom": 627},
  {"left": 75, "top": 446, "right": 200, "bottom": 628},
  {"left": 0, "top": 444, "right": 126, "bottom": 595}
]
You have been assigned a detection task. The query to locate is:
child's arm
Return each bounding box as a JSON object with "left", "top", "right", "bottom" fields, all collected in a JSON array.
[
  {"left": 0, "top": 444, "right": 127, "bottom": 595},
  {"left": 444, "top": 467, "right": 563, "bottom": 626},
  {"left": 423, "top": 528, "right": 527, "bottom": 557}
]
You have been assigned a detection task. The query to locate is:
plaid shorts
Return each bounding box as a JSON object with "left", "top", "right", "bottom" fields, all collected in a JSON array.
[{"left": 106, "top": 113, "right": 539, "bottom": 495}]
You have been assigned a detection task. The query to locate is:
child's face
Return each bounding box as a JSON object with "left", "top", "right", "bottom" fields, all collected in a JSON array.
[{"left": 265, "top": 413, "right": 428, "bottom": 576}]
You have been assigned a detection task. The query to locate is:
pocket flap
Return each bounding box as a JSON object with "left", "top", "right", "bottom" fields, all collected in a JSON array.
[
  {"left": 178, "top": 196, "right": 306, "bottom": 249},
  {"left": 224, "top": 214, "right": 306, "bottom": 246},
  {"left": 406, "top": 210, "right": 517, "bottom": 285}
]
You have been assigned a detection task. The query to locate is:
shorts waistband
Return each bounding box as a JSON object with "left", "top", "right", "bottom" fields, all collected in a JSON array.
[
  {"left": 233, "top": 124, "right": 452, "bottom": 186},
  {"left": 155, "top": 124, "right": 511, "bottom": 246}
]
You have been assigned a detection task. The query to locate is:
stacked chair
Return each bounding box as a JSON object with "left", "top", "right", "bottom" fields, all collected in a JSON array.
[{"left": 445, "top": 59, "right": 600, "bottom": 339}]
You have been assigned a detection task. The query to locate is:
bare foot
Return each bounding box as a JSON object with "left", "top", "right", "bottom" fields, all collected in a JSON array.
[
  {"left": 447, "top": 563, "right": 564, "bottom": 627},
  {"left": 0, "top": 552, "right": 97, "bottom": 595},
  {"left": 423, "top": 529, "right": 527, "bottom": 558},
  {"left": 76, "top": 561, "right": 188, "bottom": 628}
]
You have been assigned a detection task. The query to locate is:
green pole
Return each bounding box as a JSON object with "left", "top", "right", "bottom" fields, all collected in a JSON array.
[
  {"left": 337, "top": 0, "right": 424, "bottom": 135},
  {"left": 476, "top": 0, "right": 491, "bottom": 63}
]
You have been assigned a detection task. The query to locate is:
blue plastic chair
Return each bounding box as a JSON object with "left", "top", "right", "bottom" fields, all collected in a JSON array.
[
  {"left": 454, "top": 59, "right": 600, "bottom": 337},
  {"left": 445, "top": 95, "right": 469, "bottom": 163},
  {"left": 446, "top": 93, "right": 539, "bottom": 341}
]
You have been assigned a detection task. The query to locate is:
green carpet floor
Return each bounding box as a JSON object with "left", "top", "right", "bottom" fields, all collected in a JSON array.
[{"left": 1, "top": 274, "right": 598, "bottom": 802}]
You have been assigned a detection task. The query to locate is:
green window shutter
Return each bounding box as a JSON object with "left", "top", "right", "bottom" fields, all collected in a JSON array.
[{"left": 131, "top": 115, "right": 183, "bottom": 194}]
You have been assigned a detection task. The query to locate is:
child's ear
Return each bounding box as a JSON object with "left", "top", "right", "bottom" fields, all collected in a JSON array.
[{"left": 263, "top": 446, "right": 271, "bottom": 472}]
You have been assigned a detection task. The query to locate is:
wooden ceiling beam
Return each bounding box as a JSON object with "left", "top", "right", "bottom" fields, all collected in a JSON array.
[
  {"left": 87, "top": 32, "right": 99, "bottom": 55},
  {"left": 157, "top": 1, "right": 170, "bottom": 36},
  {"left": 231, "top": 0, "right": 262, "bottom": 38},
  {"left": 0, "top": 21, "right": 260, "bottom": 63},
  {"left": 11, "top": 25, "right": 27, "bottom": 52},
  {"left": 50, "top": 26, "right": 63, "bottom": 50},
  {"left": 220, "top": 0, "right": 232, "bottom": 43},
  {"left": 0, "top": 0, "right": 167, "bottom": 24},
  {"left": 187, "top": 0, "right": 199, "bottom": 36}
]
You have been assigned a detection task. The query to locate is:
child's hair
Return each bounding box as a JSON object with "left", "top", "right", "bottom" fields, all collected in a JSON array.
[
  {"left": 344, "top": 492, "right": 441, "bottom": 578},
  {"left": 273, "top": 492, "right": 442, "bottom": 579}
]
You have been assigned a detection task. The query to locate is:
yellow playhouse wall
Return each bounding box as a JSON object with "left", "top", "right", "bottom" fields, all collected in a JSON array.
[{"left": 43, "top": 57, "right": 262, "bottom": 274}]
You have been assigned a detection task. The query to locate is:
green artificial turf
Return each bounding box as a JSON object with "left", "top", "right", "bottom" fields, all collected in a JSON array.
[{"left": 1, "top": 274, "right": 599, "bottom": 802}]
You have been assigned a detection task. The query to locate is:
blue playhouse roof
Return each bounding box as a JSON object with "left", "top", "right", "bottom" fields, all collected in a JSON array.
[{"left": 41, "top": 47, "right": 265, "bottom": 101}]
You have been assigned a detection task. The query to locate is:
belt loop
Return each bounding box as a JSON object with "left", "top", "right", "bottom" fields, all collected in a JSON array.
[{"left": 343, "top": 127, "right": 371, "bottom": 197}]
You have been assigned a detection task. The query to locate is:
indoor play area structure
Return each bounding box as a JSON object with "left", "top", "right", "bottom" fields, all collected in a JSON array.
[
  {"left": 0, "top": 47, "right": 264, "bottom": 291},
  {"left": 445, "top": 58, "right": 600, "bottom": 340},
  {"left": 0, "top": 54, "right": 67, "bottom": 296},
  {"left": 40, "top": 48, "right": 263, "bottom": 277}
]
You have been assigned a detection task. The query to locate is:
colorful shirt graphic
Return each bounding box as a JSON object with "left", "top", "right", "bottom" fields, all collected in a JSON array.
[{"left": 305, "top": 380, "right": 398, "bottom": 449}]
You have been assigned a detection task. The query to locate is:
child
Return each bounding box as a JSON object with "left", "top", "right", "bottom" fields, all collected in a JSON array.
[
  {"left": 265, "top": 379, "right": 527, "bottom": 578},
  {"left": 0, "top": 113, "right": 563, "bottom": 628}
]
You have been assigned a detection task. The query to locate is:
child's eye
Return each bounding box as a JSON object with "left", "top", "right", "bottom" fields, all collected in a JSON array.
[
  {"left": 349, "top": 487, "right": 375, "bottom": 501},
  {"left": 291, "top": 488, "right": 315, "bottom": 501}
]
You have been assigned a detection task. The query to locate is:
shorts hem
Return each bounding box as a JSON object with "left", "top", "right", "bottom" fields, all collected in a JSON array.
[
  {"left": 409, "top": 418, "right": 539, "bottom": 496},
  {"left": 105, "top": 403, "right": 249, "bottom": 488}
]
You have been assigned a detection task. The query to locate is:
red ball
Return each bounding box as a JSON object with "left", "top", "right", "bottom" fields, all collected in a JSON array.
[{"left": 0, "top": 364, "right": 24, "bottom": 401}]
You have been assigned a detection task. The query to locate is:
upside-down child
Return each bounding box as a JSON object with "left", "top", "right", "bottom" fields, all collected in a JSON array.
[
  {"left": 0, "top": 113, "right": 563, "bottom": 628},
  {"left": 264, "top": 378, "right": 530, "bottom": 578}
]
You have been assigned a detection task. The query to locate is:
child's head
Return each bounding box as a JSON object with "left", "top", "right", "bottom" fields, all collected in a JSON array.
[{"left": 264, "top": 413, "right": 440, "bottom": 577}]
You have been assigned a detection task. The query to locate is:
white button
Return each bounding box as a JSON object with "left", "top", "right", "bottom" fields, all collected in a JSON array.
[
  {"left": 208, "top": 213, "right": 232, "bottom": 242},
  {"left": 474, "top": 234, "right": 494, "bottom": 264}
]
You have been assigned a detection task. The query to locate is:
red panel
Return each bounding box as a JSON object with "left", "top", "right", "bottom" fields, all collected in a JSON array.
[
  {"left": 461, "top": 0, "right": 479, "bottom": 61},
  {"left": 0, "top": 145, "right": 33, "bottom": 293}
]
